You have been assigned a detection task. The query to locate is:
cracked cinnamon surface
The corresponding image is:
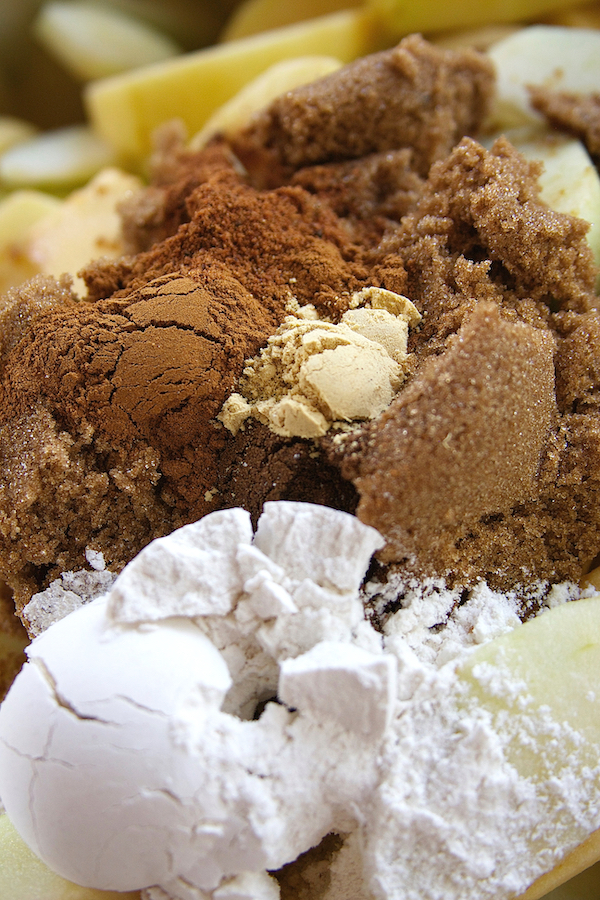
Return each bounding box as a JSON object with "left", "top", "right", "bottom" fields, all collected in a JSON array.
[{"left": 1, "top": 34, "right": 600, "bottom": 614}]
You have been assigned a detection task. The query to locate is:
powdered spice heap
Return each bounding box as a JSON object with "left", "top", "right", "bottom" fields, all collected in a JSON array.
[{"left": 0, "top": 175, "right": 377, "bottom": 611}]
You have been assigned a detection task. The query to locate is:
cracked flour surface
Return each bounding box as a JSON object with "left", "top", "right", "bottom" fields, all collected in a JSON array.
[{"left": 1, "top": 502, "right": 600, "bottom": 900}]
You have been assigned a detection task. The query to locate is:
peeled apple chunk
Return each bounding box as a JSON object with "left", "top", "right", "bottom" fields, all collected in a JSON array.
[
  {"left": 26, "top": 166, "right": 143, "bottom": 296},
  {"left": 190, "top": 55, "right": 343, "bottom": 148},
  {"left": 368, "top": 0, "right": 584, "bottom": 38},
  {"left": 460, "top": 596, "right": 600, "bottom": 758},
  {"left": 0, "top": 814, "right": 140, "bottom": 900},
  {"left": 33, "top": 1, "right": 182, "bottom": 82},
  {"left": 220, "top": 0, "right": 362, "bottom": 40},
  {"left": 0, "top": 190, "right": 60, "bottom": 292},
  {"left": 458, "top": 596, "right": 600, "bottom": 893},
  {"left": 487, "top": 25, "right": 600, "bottom": 129},
  {"left": 85, "top": 9, "right": 384, "bottom": 163},
  {"left": 0, "top": 117, "right": 37, "bottom": 156},
  {"left": 367, "top": 0, "right": 585, "bottom": 40},
  {"left": 0, "top": 125, "right": 116, "bottom": 191}
]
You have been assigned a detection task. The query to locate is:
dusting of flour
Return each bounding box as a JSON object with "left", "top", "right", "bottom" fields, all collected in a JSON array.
[{"left": 362, "top": 572, "right": 583, "bottom": 666}]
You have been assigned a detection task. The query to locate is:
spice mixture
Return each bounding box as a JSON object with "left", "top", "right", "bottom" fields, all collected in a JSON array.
[{"left": 0, "top": 33, "right": 599, "bottom": 625}]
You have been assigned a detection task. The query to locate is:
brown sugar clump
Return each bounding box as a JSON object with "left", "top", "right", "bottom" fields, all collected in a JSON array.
[
  {"left": 530, "top": 86, "right": 600, "bottom": 158},
  {"left": 324, "top": 133, "right": 600, "bottom": 589},
  {"left": 346, "top": 303, "right": 557, "bottom": 579},
  {"left": 290, "top": 150, "right": 425, "bottom": 246},
  {"left": 232, "top": 34, "right": 494, "bottom": 183},
  {"left": 384, "top": 136, "right": 597, "bottom": 350}
]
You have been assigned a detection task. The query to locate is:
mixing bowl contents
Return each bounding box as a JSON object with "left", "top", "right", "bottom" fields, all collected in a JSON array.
[{"left": 2, "top": 3, "right": 600, "bottom": 899}]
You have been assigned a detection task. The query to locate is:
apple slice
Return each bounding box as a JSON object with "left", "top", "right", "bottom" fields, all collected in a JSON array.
[
  {"left": 459, "top": 595, "right": 600, "bottom": 896},
  {"left": 0, "top": 814, "right": 141, "bottom": 900},
  {"left": 191, "top": 55, "right": 343, "bottom": 148},
  {"left": 487, "top": 25, "right": 600, "bottom": 130},
  {"left": 0, "top": 117, "right": 37, "bottom": 156},
  {"left": 33, "top": 1, "right": 181, "bottom": 82},
  {"left": 85, "top": 9, "right": 385, "bottom": 165},
  {"left": 220, "top": 0, "right": 362, "bottom": 41},
  {"left": 366, "top": 0, "right": 585, "bottom": 42},
  {"left": 26, "top": 166, "right": 142, "bottom": 296},
  {"left": 0, "top": 125, "right": 116, "bottom": 192},
  {"left": 0, "top": 189, "right": 60, "bottom": 293}
]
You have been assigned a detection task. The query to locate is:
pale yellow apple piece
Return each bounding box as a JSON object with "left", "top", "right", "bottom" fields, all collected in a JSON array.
[
  {"left": 461, "top": 595, "right": 600, "bottom": 762},
  {"left": 504, "top": 128, "right": 600, "bottom": 269},
  {"left": 0, "top": 814, "right": 141, "bottom": 900},
  {"left": 85, "top": 9, "right": 385, "bottom": 165},
  {"left": 26, "top": 167, "right": 143, "bottom": 296},
  {"left": 518, "top": 835, "right": 600, "bottom": 898},
  {"left": 33, "top": 0, "right": 181, "bottom": 82},
  {"left": 221, "top": 0, "right": 362, "bottom": 41},
  {"left": 0, "top": 117, "right": 37, "bottom": 157},
  {"left": 0, "top": 190, "right": 61, "bottom": 293},
  {"left": 487, "top": 25, "right": 600, "bottom": 131},
  {"left": 460, "top": 595, "right": 600, "bottom": 896},
  {"left": 191, "top": 55, "right": 343, "bottom": 149},
  {"left": 0, "top": 125, "right": 117, "bottom": 192},
  {"left": 367, "top": 0, "right": 585, "bottom": 41},
  {"left": 430, "top": 23, "right": 522, "bottom": 52},
  {"left": 542, "top": 0, "right": 600, "bottom": 29}
]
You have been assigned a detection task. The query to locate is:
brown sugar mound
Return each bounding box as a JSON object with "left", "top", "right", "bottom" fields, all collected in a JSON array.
[
  {"left": 347, "top": 303, "right": 557, "bottom": 578},
  {"left": 2, "top": 34, "right": 600, "bottom": 615},
  {"left": 231, "top": 34, "right": 494, "bottom": 184},
  {"left": 383, "top": 135, "right": 596, "bottom": 351},
  {"left": 530, "top": 86, "right": 600, "bottom": 159},
  {"left": 326, "top": 135, "right": 600, "bottom": 588},
  {"left": 290, "top": 149, "right": 425, "bottom": 247}
]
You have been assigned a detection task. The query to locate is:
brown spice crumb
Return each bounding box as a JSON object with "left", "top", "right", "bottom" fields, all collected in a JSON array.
[{"left": 530, "top": 86, "right": 600, "bottom": 158}]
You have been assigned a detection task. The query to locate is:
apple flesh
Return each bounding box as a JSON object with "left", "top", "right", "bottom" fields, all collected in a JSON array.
[
  {"left": 487, "top": 25, "right": 600, "bottom": 130},
  {"left": 0, "top": 190, "right": 60, "bottom": 293},
  {"left": 0, "top": 125, "right": 116, "bottom": 191},
  {"left": 221, "top": 0, "right": 363, "bottom": 41},
  {"left": 459, "top": 596, "right": 600, "bottom": 895},
  {"left": 33, "top": 1, "right": 181, "bottom": 83},
  {"left": 85, "top": 9, "right": 385, "bottom": 165},
  {"left": 26, "top": 166, "right": 143, "bottom": 296},
  {"left": 0, "top": 814, "right": 140, "bottom": 900},
  {"left": 366, "top": 0, "right": 585, "bottom": 44}
]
